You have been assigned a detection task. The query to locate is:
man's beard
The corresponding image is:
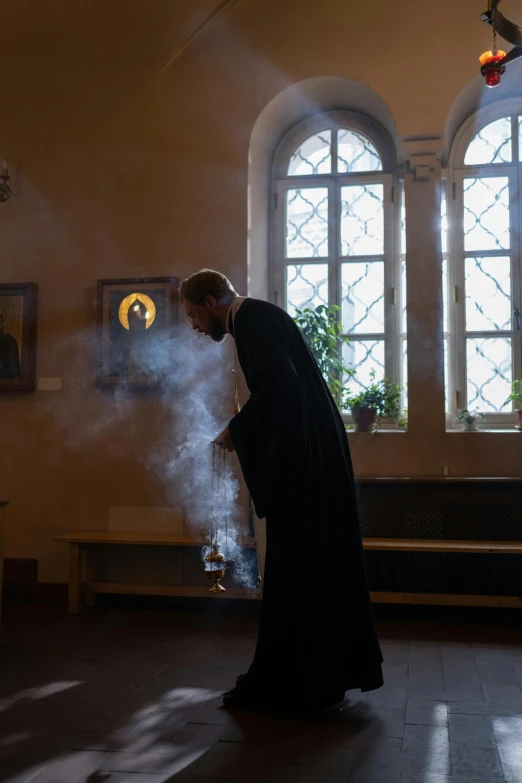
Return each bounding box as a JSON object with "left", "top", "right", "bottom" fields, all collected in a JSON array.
[{"left": 208, "top": 314, "right": 226, "bottom": 343}]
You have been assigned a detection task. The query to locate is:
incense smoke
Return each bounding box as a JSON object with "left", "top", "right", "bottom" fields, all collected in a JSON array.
[
  {"left": 32, "top": 310, "right": 256, "bottom": 589},
  {"left": 142, "top": 325, "right": 258, "bottom": 591},
  {"left": 2, "top": 179, "right": 256, "bottom": 587}
]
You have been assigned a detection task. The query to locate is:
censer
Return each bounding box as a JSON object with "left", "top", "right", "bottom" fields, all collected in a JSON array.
[
  {"left": 204, "top": 442, "right": 229, "bottom": 593},
  {"left": 204, "top": 541, "right": 227, "bottom": 593},
  {"left": 203, "top": 358, "right": 241, "bottom": 592}
]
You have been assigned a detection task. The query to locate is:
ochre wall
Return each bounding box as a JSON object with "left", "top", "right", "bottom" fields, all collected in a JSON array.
[{"left": 1, "top": 0, "right": 521, "bottom": 583}]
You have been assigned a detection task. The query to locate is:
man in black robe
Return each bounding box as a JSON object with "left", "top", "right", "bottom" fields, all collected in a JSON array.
[{"left": 181, "top": 269, "right": 383, "bottom": 710}]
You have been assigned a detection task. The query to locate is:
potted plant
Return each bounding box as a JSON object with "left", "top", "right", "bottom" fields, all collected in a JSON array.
[
  {"left": 344, "top": 371, "right": 404, "bottom": 432},
  {"left": 504, "top": 380, "right": 522, "bottom": 430},
  {"left": 294, "top": 304, "right": 353, "bottom": 407},
  {"left": 456, "top": 408, "right": 485, "bottom": 432}
]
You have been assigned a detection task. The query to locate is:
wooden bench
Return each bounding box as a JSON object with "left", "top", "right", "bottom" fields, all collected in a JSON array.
[
  {"left": 365, "top": 538, "right": 522, "bottom": 609},
  {"left": 54, "top": 532, "right": 259, "bottom": 613},
  {"left": 55, "top": 531, "right": 522, "bottom": 613}
]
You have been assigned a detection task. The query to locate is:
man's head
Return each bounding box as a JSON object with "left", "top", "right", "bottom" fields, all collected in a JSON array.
[{"left": 180, "top": 269, "right": 238, "bottom": 343}]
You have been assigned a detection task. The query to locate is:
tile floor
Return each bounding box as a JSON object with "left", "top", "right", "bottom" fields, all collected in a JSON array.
[{"left": 1, "top": 602, "right": 522, "bottom": 782}]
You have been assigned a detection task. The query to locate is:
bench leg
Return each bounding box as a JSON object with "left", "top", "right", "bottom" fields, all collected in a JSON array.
[
  {"left": 69, "top": 543, "right": 81, "bottom": 614},
  {"left": 82, "top": 547, "right": 97, "bottom": 607}
]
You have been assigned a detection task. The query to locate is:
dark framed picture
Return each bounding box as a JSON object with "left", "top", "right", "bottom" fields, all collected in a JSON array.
[
  {"left": 96, "top": 277, "right": 179, "bottom": 390},
  {"left": 0, "top": 283, "right": 37, "bottom": 392}
]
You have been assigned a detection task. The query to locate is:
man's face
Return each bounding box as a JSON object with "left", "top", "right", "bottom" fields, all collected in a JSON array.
[{"left": 183, "top": 297, "right": 226, "bottom": 343}]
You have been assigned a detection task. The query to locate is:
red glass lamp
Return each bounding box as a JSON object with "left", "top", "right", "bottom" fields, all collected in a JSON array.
[{"left": 479, "top": 45, "right": 507, "bottom": 87}]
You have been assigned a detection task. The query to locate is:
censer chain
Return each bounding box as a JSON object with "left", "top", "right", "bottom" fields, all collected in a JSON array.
[
  {"left": 210, "top": 442, "right": 229, "bottom": 559},
  {"left": 211, "top": 441, "right": 216, "bottom": 555}
]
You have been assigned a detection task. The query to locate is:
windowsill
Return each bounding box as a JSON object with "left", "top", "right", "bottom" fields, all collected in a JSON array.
[
  {"left": 345, "top": 428, "right": 521, "bottom": 435},
  {"left": 347, "top": 428, "right": 406, "bottom": 435},
  {"left": 355, "top": 476, "right": 522, "bottom": 483},
  {"left": 446, "top": 428, "right": 522, "bottom": 434}
]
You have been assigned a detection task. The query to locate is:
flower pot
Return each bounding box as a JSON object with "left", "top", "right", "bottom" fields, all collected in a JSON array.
[
  {"left": 462, "top": 420, "right": 479, "bottom": 431},
  {"left": 352, "top": 407, "right": 377, "bottom": 432},
  {"left": 516, "top": 409, "right": 522, "bottom": 431}
]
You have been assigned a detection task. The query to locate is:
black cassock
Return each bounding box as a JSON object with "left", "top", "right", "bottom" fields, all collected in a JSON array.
[{"left": 228, "top": 298, "right": 383, "bottom": 707}]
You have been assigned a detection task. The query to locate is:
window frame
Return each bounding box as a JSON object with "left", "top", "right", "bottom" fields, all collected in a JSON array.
[
  {"left": 270, "top": 111, "right": 402, "bottom": 422},
  {"left": 447, "top": 100, "right": 522, "bottom": 428}
]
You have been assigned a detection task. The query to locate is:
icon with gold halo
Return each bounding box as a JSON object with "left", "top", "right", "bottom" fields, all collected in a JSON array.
[
  {"left": 118, "top": 293, "right": 157, "bottom": 330},
  {"left": 96, "top": 276, "right": 179, "bottom": 390}
]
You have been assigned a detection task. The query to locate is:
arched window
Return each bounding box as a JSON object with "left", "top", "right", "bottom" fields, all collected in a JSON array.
[
  {"left": 447, "top": 102, "right": 522, "bottom": 426},
  {"left": 271, "top": 111, "right": 401, "bottom": 400}
]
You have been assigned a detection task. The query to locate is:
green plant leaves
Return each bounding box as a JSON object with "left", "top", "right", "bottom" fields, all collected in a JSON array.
[
  {"left": 294, "top": 306, "right": 404, "bottom": 426},
  {"left": 505, "top": 379, "right": 522, "bottom": 406},
  {"left": 294, "top": 305, "right": 353, "bottom": 405}
]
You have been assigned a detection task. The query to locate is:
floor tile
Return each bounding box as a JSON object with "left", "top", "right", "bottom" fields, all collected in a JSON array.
[
  {"left": 402, "top": 775, "right": 491, "bottom": 783},
  {"left": 348, "top": 769, "right": 401, "bottom": 782},
  {"left": 443, "top": 656, "right": 481, "bottom": 692},
  {"left": 406, "top": 699, "right": 448, "bottom": 727},
  {"left": 448, "top": 713, "right": 496, "bottom": 746},
  {"left": 366, "top": 686, "right": 407, "bottom": 710},
  {"left": 477, "top": 663, "right": 519, "bottom": 684},
  {"left": 402, "top": 724, "right": 449, "bottom": 756},
  {"left": 449, "top": 741, "right": 504, "bottom": 779},
  {"left": 491, "top": 714, "right": 522, "bottom": 738},
  {"left": 407, "top": 688, "right": 485, "bottom": 703},
  {"left": 503, "top": 765, "right": 522, "bottom": 783},
  {"left": 449, "top": 700, "right": 522, "bottom": 716},
  {"left": 22, "top": 750, "right": 108, "bottom": 783}
]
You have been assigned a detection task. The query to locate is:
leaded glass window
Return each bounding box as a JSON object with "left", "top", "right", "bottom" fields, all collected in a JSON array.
[
  {"left": 448, "top": 110, "right": 522, "bottom": 424},
  {"left": 272, "top": 112, "right": 400, "bottom": 408},
  {"left": 288, "top": 131, "right": 332, "bottom": 176},
  {"left": 441, "top": 186, "right": 450, "bottom": 414},
  {"left": 400, "top": 184, "right": 408, "bottom": 413}
]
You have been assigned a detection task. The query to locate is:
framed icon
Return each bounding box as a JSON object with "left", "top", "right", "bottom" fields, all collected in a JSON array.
[
  {"left": 96, "top": 277, "right": 179, "bottom": 390},
  {"left": 0, "top": 283, "right": 37, "bottom": 391}
]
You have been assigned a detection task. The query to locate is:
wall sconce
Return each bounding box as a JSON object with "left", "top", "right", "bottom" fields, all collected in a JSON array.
[{"left": 0, "top": 159, "right": 11, "bottom": 202}]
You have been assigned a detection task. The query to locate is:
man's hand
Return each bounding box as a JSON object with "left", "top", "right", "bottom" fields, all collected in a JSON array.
[{"left": 215, "top": 425, "right": 235, "bottom": 452}]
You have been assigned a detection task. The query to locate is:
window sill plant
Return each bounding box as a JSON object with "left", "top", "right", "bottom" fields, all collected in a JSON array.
[
  {"left": 344, "top": 371, "right": 404, "bottom": 432},
  {"left": 504, "top": 380, "right": 522, "bottom": 430},
  {"left": 456, "top": 409, "right": 485, "bottom": 432}
]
